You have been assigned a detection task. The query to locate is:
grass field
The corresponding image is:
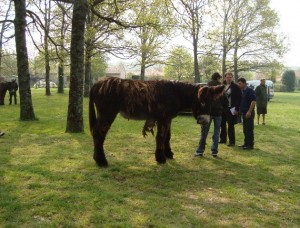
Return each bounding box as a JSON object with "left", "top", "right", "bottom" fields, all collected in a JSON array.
[{"left": 0, "top": 89, "right": 299, "bottom": 227}]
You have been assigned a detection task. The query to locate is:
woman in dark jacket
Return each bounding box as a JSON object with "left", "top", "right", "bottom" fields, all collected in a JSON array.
[
  {"left": 219, "top": 72, "right": 242, "bottom": 146},
  {"left": 195, "top": 72, "right": 224, "bottom": 157}
]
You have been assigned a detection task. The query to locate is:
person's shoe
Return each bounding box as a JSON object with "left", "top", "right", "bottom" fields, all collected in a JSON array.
[
  {"left": 212, "top": 153, "right": 218, "bottom": 158},
  {"left": 227, "top": 143, "right": 235, "bottom": 147},
  {"left": 219, "top": 141, "right": 226, "bottom": 144},
  {"left": 238, "top": 144, "right": 246, "bottom": 147},
  {"left": 194, "top": 153, "right": 203, "bottom": 157},
  {"left": 262, "top": 123, "right": 266, "bottom": 125},
  {"left": 0, "top": 132, "right": 5, "bottom": 137},
  {"left": 243, "top": 146, "right": 254, "bottom": 150}
]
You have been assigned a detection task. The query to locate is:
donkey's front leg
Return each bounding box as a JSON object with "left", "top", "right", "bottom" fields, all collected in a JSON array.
[
  {"left": 164, "top": 121, "right": 174, "bottom": 159},
  {"left": 155, "top": 120, "right": 171, "bottom": 164}
]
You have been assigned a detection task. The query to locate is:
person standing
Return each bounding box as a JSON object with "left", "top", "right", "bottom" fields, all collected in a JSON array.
[
  {"left": 220, "top": 72, "right": 242, "bottom": 146},
  {"left": 9, "top": 79, "right": 18, "bottom": 105},
  {"left": 255, "top": 79, "right": 268, "bottom": 125},
  {"left": 195, "top": 72, "right": 224, "bottom": 157},
  {"left": 237, "top": 78, "right": 256, "bottom": 150}
]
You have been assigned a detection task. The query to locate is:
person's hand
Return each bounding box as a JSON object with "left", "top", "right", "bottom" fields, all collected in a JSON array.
[
  {"left": 233, "top": 110, "right": 238, "bottom": 115},
  {"left": 246, "top": 111, "right": 251, "bottom": 118}
]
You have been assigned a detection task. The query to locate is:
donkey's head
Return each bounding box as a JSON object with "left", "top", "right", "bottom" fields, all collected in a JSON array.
[{"left": 192, "top": 85, "right": 225, "bottom": 125}]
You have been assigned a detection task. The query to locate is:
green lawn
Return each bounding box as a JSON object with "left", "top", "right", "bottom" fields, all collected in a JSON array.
[{"left": 0, "top": 89, "right": 299, "bottom": 227}]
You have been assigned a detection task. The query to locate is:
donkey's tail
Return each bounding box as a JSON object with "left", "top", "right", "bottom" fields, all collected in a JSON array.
[{"left": 89, "top": 85, "right": 97, "bottom": 134}]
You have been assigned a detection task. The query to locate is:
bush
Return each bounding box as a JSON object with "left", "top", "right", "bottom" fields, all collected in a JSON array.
[
  {"left": 274, "top": 83, "right": 287, "bottom": 92},
  {"left": 282, "top": 70, "right": 296, "bottom": 92}
]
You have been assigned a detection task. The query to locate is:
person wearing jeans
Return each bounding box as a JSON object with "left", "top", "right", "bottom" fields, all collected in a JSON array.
[
  {"left": 195, "top": 72, "right": 225, "bottom": 157},
  {"left": 196, "top": 115, "right": 222, "bottom": 157}
]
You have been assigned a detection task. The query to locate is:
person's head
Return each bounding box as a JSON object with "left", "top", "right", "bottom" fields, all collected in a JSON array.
[
  {"left": 237, "top": 77, "right": 247, "bottom": 89},
  {"left": 211, "top": 72, "right": 221, "bottom": 81},
  {"left": 260, "top": 78, "right": 266, "bottom": 86},
  {"left": 224, "top": 72, "right": 234, "bottom": 84}
]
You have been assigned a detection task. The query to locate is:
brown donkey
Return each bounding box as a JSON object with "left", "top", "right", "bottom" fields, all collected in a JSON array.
[{"left": 89, "top": 77, "right": 224, "bottom": 167}]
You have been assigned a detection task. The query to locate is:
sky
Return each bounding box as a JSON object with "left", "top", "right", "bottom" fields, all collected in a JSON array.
[
  {"left": 2, "top": 0, "right": 298, "bottom": 68},
  {"left": 110, "top": 0, "right": 300, "bottom": 68},
  {"left": 269, "top": 0, "right": 300, "bottom": 66}
]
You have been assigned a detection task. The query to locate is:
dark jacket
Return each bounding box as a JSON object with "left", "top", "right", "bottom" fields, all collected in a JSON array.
[
  {"left": 208, "top": 80, "right": 224, "bottom": 116},
  {"left": 223, "top": 81, "right": 242, "bottom": 112},
  {"left": 255, "top": 84, "right": 267, "bottom": 108},
  {"left": 9, "top": 81, "right": 18, "bottom": 94},
  {"left": 240, "top": 86, "right": 256, "bottom": 113}
]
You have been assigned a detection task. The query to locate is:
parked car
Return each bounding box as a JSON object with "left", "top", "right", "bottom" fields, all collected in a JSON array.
[
  {"left": 33, "top": 80, "right": 57, "bottom": 88},
  {"left": 247, "top": 80, "right": 274, "bottom": 101}
]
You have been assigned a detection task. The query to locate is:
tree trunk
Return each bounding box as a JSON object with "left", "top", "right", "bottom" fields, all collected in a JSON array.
[
  {"left": 193, "top": 38, "right": 200, "bottom": 83},
  {"left": 222, "top": 46, "right": 227, "bottom": 78},
  {"left": 44, "top": 0, "right": 51, "bottom": 96},
  {"left": 14, "top": 0, "right": 36, "bottom": 120},
  {"left": 66, "top": 0, "right": 88, "bottom": 133},
  {"left": 140, "top": 56, "right": 146, "bottom": 81},
  {"left": 57, "top": 62, "right": 64, "bottom": 93},
  {"left": 233, "top": 42, "right": 238, "bottom": 81},
  {"left": 84, "top": 42, "right": 91, "bottom": 97},
  {"left": 140, "top": 27, "right": 146, "bottom": 81},
  {"left": 44, "top": 41, "right": 51, "bottom": 95},
  {"left": 57, "top": 3, "right": 67, "bottom": 94}
]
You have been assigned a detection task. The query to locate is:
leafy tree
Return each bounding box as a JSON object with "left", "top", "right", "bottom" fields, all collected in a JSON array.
[
  {"left": 83, "top": 1, "right": 124, "bottom": 96},
  {"left": 164, "top": 46, "right": 193, "bottom": 82},
  {"left": 173, "top": 0, "right": 209, "bottom": 83},
  {"left": 28, "top": 0, "right": 53, "bottom": 95},
  {"left": 0, "top": 0, "right": 14, "bottom": 77},
  {"left": 0, "top": 51, "right": 18, "bottom": 77},
  {"left": 208, "top": 0, "right": 287, "bottom": 80},
  {"left": 52, "top": 2, "right": 72, "bottom": 93},
  {"left": 198, "top": 54, "right": 221, "bottom": 81},
  {"left": 90, "top": 54, "right": 107, "bottom": 80},
  {"left": 127, "top": 0, "right": 175, "bottom": 80},
  {"left": 282, "top": 70, "right": 296, "bottom": 92}
]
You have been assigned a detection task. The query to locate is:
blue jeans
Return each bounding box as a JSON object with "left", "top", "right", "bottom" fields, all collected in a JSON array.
[{"left": 196, "top": 115, "right": 222, "bottom": 154}]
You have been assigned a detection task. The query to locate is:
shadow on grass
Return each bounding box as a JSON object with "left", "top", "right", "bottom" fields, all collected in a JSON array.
[{"left": 1, "top": 114, "right": 299, "bottom": 226}]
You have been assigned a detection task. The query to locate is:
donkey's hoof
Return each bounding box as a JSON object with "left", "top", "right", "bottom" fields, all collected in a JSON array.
[
  {"left": 156, "top": 157, "right": 166, "bottom": 164},
  {"left": 96, "top": 160, "right": 108, "bottom": 167},
  {"left": 165, "top": 151, "right": 174, "bottom": 159}
]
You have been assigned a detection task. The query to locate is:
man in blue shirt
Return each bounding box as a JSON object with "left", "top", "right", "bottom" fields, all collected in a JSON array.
[{"left": 237, "top": 78, "right": 256, "bottom": 150}]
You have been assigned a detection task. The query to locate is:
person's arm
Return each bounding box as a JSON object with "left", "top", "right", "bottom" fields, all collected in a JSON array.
[
  {"left": 234, "top": 84, "right": 242, "bottom": 114},
  {"left": 246, "top": 101, "right": 256, "bottom": 118}
]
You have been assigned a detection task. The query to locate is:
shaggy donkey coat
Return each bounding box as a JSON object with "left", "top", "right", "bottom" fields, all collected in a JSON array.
[{"left": 89, "top": 77, "right": 224, "bottom": 167}]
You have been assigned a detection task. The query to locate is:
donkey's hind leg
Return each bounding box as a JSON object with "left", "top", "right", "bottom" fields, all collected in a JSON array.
[{"left": 93, "top": 111, "right": 118, "bottom": 167}]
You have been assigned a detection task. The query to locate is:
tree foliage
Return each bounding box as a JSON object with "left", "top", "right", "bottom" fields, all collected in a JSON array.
[
  {"left": 282, "top": 70, "right": 296, "bottom": 92},
  {"left": 126, "top": 0, "right": 175, "bottom": 80},
  {"left": 164, "top": 46, "right": 193, "bottom": 82},
  {"left": 208, "top": 0, "right": 287, "bottom": 79},
  {"left": 173, "top": 0, "right": 209, "bottom": 83}
]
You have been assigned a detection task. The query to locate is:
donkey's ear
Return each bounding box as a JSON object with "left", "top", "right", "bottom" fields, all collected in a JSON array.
[{"left": 210, "top": 85, "right": 225, "bottom": 100}]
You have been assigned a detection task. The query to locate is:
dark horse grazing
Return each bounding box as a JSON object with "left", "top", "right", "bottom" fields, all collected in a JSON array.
[
  {"left": 89, "top": 77, "right": 224, "bottom": 167},
  {"left": 0, "top": 81, "right": 12, "bottom": 105}
]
